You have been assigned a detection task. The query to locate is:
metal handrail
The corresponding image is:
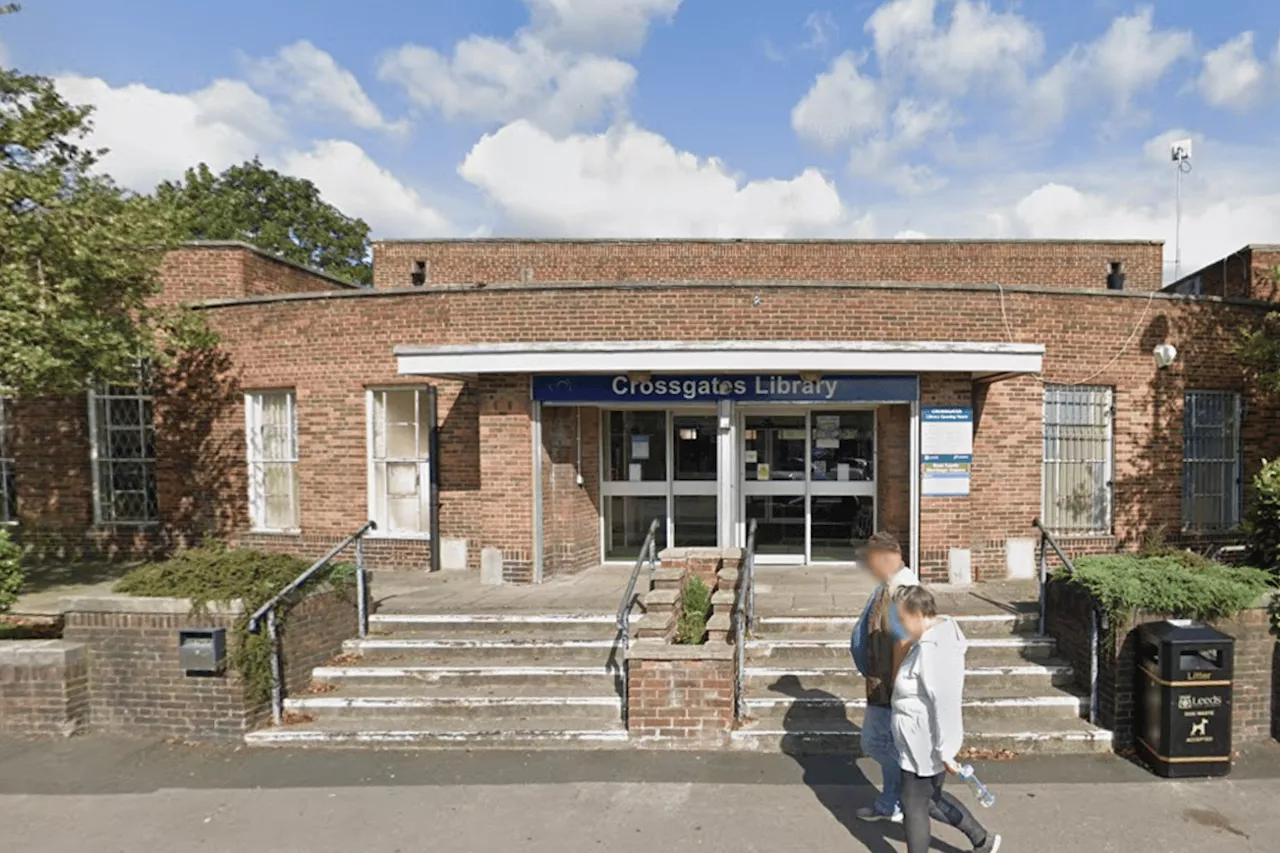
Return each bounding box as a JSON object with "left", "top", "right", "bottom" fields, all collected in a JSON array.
[
  {"left": 1033, "top": 518, "right": 1102, "bottom": 727},
  {"left": 614, "top": 519, "right": 660, "bottom": 725},
  {"left": 733, "top": 519, "right": 758, "bottom": 720},
  {"left": 248, "top": 520, "right": 377, "bottom": 726}
]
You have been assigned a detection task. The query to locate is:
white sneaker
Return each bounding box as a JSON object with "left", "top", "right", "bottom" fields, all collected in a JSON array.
[{"left": 855, "top": 806, "right": 903, "bottom": 823}]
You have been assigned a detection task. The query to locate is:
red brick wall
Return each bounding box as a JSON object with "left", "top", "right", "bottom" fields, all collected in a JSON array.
[
  {"left": 1047, "top": 584, "right": 1276, "bottom": 749},
  {"left": 876, "top": 405, "right": 911, "bottom": 561},
  {"left": 156, "top": 244, "right": 353, "bottom": 307},
  {"left": 1176, "top": 248, "right": 1280, "bottom": 301},
  {"left": 626, "top": 655, "right": 734, "bottom": 746},
  {"left": 10, "top": 274, "right": 1280, "bottom": 576},
  {"left": 0, "top": 642, "right": 90, "bottom": 736},
  {"left": 541, "top": 405, "right": 600, "bottom": 576},
  {"left": 373, "top": 239, "right": 1165, "bottom": 292},
  {"left": 62, "top": 590, "right": 354, "bottom": 741}
]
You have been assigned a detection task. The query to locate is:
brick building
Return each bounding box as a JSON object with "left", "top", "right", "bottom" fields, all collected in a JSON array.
[{"left": 3, "top": 237, "right": 1276, "bottom": 584}]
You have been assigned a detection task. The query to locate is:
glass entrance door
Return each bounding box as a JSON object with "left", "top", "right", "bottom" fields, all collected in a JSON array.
[
  {"left": 740, "top": 409, "right": 877, "bottom": 564},
  {"left": 602, "top": 409, "right": 718, "bottom": 560},
  {"left": 742, "top": 414, "right": 808, "bottom": 561}
]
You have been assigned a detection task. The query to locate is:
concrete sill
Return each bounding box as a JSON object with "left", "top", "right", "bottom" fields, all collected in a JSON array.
[
  {"left": 58, "top": 594, "right": 246, "bottom": 616},
  {"left": 626, "top": 639, "right": 735, "bottom": 661}
]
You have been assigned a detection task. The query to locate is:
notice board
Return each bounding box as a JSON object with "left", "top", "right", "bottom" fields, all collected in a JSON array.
[{"left": 921, "top": 407, "right": 972, "bottom": 497}]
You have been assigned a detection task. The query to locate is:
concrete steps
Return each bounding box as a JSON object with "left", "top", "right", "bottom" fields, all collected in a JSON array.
[
  {"left": 248, "top": 607, "right": 629, "bottom": 750},
  {"left": 735, "top": 590, "right": 1112, "bottom": 757}
]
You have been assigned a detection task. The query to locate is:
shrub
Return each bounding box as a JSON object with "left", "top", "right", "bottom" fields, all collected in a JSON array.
[
  {"left": 115, "top": 544, "right": 355, "bottom": 705},
  {"left": 0, "top": 529, "right": 24, "bottom": 613},
  {"left": 1054, "top": 554, "right": 1272, "bottom": 623},
  {"left": 675, "top": 575, "right": 712, "bottom": 645},
  {"left": 1245, "top": 457, "right": 1280, "bottom": 574}
]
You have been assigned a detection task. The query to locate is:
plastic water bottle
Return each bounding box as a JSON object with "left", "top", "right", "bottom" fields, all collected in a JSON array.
[{"left": 959, "top": 765, "right": 996, "bottom": 808}]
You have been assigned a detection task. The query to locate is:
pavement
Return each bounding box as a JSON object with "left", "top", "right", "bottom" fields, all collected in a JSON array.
[{"left": 2, "top": 736, "right": 1278, "bottom": 853}]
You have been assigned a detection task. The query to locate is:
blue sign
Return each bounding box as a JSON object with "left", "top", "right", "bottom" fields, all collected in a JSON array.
[{"left": 533, "top": 374, "right": 918, "bottom": 404}]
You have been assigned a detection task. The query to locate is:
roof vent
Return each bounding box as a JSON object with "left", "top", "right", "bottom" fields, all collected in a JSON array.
[
  {"left": 411, "top": 260, "right": 428, "bottom": 287},
  {"left": 1106, "top": 261, "right": 1125, "bottom": 291}
]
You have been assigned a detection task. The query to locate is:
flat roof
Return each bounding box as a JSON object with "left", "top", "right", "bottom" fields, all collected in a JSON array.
[{"left": 374, "top": 237, "right": 1165, "bottom": 246}]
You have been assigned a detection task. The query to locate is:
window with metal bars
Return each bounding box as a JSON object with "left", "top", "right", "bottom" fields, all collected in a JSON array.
[
  {"left": 1042, "top": 385, "right": 1113, "bottom": 534},
  {"left": 245, "top": 392, "right": 300, "bottom": 531},
  {"left": 89, "top": 374, "right": 157, "bottom": 525},
  {"left": 368, "top": 389, "right": 432, "bottom": 536},
  {"left": 1183, "top": 391, "right": 1241, "bottom": 531},
  {"left": 0, "top": 397, "right": 15, "bottom": 524}
]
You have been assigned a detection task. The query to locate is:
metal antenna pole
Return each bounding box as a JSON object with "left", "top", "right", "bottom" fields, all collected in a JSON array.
[{"left": 1175, "top": 163, "right": 1183, "bottom": 281}]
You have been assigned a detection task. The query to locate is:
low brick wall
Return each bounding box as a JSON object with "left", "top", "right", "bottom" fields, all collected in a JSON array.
[
  {"left": 61, "top": 588, "right": 355, "bottom": 741},
  {"left": 626, "top": 641, "right": 734, "bottom": 748},
  {"left": 1044, "top": 580, "right": 1277, "bottom": 749},
  {"left": 0, "top": 640, "right": 90, "bottom": 736}
]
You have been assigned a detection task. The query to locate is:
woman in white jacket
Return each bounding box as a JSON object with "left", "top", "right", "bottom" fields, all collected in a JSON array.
[{"left": 892, "top": 585, "right": 1001, "bottom": 853}]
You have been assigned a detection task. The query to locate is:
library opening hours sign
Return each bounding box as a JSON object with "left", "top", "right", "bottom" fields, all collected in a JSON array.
[{"left": 921, "top": 407, "right": 972, "bottom": 497}]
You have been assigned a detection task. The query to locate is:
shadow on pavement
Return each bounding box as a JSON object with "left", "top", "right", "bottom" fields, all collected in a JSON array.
[{"left": 769, "top": 674, "right": 967, "bottom": 853}]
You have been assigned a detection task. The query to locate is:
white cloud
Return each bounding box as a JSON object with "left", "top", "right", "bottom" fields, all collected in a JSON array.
[
  {"left": 802, "top": 11, "right": 839, "bottom": 51},
  {"left": 523, "top": 0, "right": 681, "bottom": 54},
  {"left": 866, "top": 0, "right": 1043, "bottom": 94},
  {"left": 1196, "top": 32, "right": 1267, "bottom": 110},
  {"left": 53, "top": 75, "right": 452, "bottom": 239},
  {"left": 379, "top": 0, "right": 676, "bottom": 133},
  {"left": 1028, "top": 6, "right": 1193, "bottom": 127},
  {"left": 55, "top": 75, "right": 284, "bottom": 190},
  {"left": 278, "top": 141, "right": 452, "bottom": 237},
  {"left": 791, "top": 52, "right": 885, "bottom": 149},
  {"left": 246, "top": 40, "right": 408, "bottom": 134},
  {"left": 378, "top": 34, "right": 636, "bottom": 134},
  {"left": 459, "top": 120, "right": 846, "bottom": 237}
]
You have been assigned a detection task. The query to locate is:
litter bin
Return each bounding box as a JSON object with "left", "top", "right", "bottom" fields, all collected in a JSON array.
[{"left": 1135, "top": 619, "right": 1233, "bottom": 778}]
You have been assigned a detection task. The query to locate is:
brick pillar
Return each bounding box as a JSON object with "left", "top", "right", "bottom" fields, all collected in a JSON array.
[
  {"left": 476, "top": 375, "right": 536, "bottom": 582},
  {"left": 0, "top": 641, "right": 90, "bottom": 736},
  {"left": 970, "top": 375, "right": 1042, "bottom": 581},
  {"left": 625, "top": 641, "right": 734, "bottom": 748}
]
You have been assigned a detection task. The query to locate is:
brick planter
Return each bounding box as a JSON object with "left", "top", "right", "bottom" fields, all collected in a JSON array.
[
  {"left": 0, "top": 640, "right": 90, "bottom": 736},
  {"left": 625, "top": 641, "right": 735, "bottom": 748},
  {"left": 60, "top": 588, "right": 355, "bottom": 741},
  {"left": 1044, "top": 580, "right": 1277, "bottom": 749}
]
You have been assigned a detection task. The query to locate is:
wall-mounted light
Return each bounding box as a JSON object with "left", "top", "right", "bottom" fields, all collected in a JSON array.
[
  {"left": 629, "top": 372, "right": 652, "bottom": 384},
  {"left": 1153, "top": 343, "right": 1178, "bottom": 369},
  {"left": 800, "top": 371, "right": 823, "bottom": 383}
]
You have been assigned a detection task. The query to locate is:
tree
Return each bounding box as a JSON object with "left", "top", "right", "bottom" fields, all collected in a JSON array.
[
  {"left": 158, "top": 159, "right": 373, "bottom": 286},
  {"left": 0, "top": 67, "right": 210, "bottom": 397}
]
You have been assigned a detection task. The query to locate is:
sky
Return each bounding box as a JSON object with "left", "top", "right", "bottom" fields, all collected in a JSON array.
[{"left": 7, "top": 0, "right": 1280, "bottom": 279}]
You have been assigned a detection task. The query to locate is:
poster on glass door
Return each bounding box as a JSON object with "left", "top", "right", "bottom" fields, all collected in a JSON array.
[{"left": 921, "top": 407, "right": 972, "bottom": 497}]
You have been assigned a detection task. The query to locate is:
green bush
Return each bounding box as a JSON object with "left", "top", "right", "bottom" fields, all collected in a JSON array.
[
  {"left": 1245, "top": 458, "right": 1280, "bottom": 574},
  {"left": 1054, "top": 554, "right": 1272, "bottom": 623},
  {"left": 115, "top": 544, "right": 355, "bottom": 704},
  {"left": 0, "top": 529, "right": 24, "bottom": 613},
  {"left": 675, "top": 575, "right": 712, "bottom": 645}
]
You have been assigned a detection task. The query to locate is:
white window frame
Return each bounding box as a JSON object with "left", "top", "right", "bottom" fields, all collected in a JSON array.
[
  {"left": 244, "top": 391, "right": 300, "bottom": 532},
  {"left": 0, "top": 396, "right": 15, "bottom": 525},
  {"left": 88, "top": 381, "right": 158, "bottom": 526},
  {"left": 1041, "top": 385, "right": 1114, "bottom": 535},
  {"left": 366, "top": 388, "right": 433, "bottom": 539},
  {"left": 1183, "top": 391, "right": 1242, "bottom": 531}
]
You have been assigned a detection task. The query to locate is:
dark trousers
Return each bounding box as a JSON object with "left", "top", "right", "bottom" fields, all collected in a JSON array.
[{"left": 900, "top": 769, "right": 989, "bottom": 853}]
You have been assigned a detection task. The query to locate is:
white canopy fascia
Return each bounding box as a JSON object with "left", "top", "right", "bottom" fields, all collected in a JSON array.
[{"left": 394, "top": 340, "right": 1044, "bottom": 379}]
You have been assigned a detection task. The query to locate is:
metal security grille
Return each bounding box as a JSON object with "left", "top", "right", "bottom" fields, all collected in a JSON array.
[
  {"left": 0, "top": 397, "right": 15, "bottom": 523},
  {"left": 1042, "top": 385, "right": 1113, "bottom": 534},
  {"left": 1183, "top": 391, "right": 1241, "bottom": 531},
  {"left": 89, "top": 378, "right": 158, "bottom": 524},
  {"left": 246, "top": 392, "right": 299, "bottom": 531}
]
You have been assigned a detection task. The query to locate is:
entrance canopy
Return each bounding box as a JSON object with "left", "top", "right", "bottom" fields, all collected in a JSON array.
[{"left": 395, "top": 340, "right": 1044, "bottom": 380}]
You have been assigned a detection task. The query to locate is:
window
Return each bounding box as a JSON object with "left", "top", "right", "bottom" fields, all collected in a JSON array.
[
  {"left": 1042, "top": 385, "right": 1113, "bottom": 534},
  {"left": 89, "top": 378, "right": 157, "bottom": 524},
  {"left": 368, "top": 389, "right": 432, "bottom": 536},
  {"left": 1183, "top": 391, "right": 1241, "bottom": 531},
  {"left": 0, "top": 397, "right": 15, "bottom": 523},
  {"left": 245, "top": 392, "right": 299, "bottom": 531}
]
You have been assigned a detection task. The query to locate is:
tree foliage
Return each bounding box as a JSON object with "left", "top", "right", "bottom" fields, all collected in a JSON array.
[
  {"left": 158, "top": 159, "right": 373, "bottom": 286},
  {"left": 0, "top": 66, "right": 211, "bottom": 396},
  {"left": 1237, "top": 304, "right": 1280, "bottom": 395}
]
